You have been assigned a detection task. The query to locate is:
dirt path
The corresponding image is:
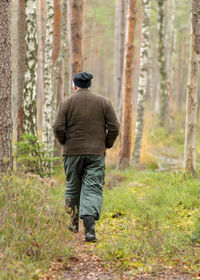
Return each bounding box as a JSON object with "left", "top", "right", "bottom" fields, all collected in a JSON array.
[
  {"left": 41, "top": 222, "right": 195, "bottom": 280},
  {"left": 59, "top": 223, "right": 122, "bottom": 280}
]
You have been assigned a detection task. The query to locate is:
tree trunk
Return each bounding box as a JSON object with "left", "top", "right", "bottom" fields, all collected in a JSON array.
[
  {"left": 0, "top": 0, "right": 13, "bottom": 173},
  {"left": 23, "top": 0, "right": 38, "bottom": 136},
  {"left": 167, "top": 0, "right": 175, "bottom": 132},
  {"left": 42, "top": 0, "right": 55, "bottom": 152},
  {"left": 53, "top": 0, "right": 68, "bottom": 156},
  {"left": 67, "top": 0, "right": 72, "bottom": 95},
  {"left": 71, "top": 0, "right": 83, "bottom": 81},
  {"left": 157, "top": 0, "right": 169, "bottom": 127},
  {"left": 119, "top": 0, "right": 137, "bottom": 167},
  {"left": 114, "top": 0, "right": 126, "bottom": 120},
  {"left": 11, "top": 0, "right": 26, "bottom": 142},
  {"left": 184, "top": 0, "right": 200, "bottom": 175},
  {"left": 37, "top": 0, "right": 46, "bottom": 138},
  {"left": 132, "top": 0, "right": 151, "bottom": 165}
]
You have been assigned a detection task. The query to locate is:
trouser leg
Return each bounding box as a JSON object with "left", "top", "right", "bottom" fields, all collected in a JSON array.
[
  {"left": 64, "top": 156, "right": 84, "bottom": 231},
  {"left": 79, "top": 155, "right": 105, "bottom": 220}
]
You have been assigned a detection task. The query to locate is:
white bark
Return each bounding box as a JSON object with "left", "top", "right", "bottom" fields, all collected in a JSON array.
[
  {"left": 184, "top": 1, "right": 200, "bottom": 175},
  {"left": 23, "top": 0, "right": 38, "bottom": 136},
  {"left": 132, "top": 0, "right": 151, "bottom": 164},
  {"left": 42, "top": 0, "right": 55, "bottom": 152}
]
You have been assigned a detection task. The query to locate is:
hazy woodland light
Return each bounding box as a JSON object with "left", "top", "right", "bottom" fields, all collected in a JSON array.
[
  {"left": 22, "top": 0, "right": 38, "bottom": 136},
  {"left": 42, "top": 0, "right": 55, "bottom": 153},
  {"left": 119, "top": 0, "right": 137, "bottom": 167},
  {"left": 0, "top": 0, "right": 13, "bottom": 173},
  {"left": 157, "top": 0, "right": 169, "bottom": 127},
  {"left": 132, "top": 0, "right": 152, "bottom": 165},
  {"left": 184, "top": 0, "right": 200, "bottom": 175}
]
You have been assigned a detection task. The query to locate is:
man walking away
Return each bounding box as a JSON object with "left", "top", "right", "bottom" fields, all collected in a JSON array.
[{"left": 53, "top": 72, "right": 119, "bottom": 242}]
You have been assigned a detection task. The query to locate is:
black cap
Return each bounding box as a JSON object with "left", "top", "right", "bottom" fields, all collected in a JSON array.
[{"left": 73, "top": 72, "right": 93, "bottom": 88}]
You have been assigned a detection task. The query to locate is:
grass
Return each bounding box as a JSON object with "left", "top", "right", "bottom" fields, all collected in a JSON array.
[
  {"left": 95, "top": 168, "right": 200, "bottom": 276},
  {"left": 0, "top": 168, "right": 72, "bottom": 280}
]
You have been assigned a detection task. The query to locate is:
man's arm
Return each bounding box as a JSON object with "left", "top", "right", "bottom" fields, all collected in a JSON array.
[
  {"left": 105, "top": 99, "right": 120, "bottom": 148},
  {"left": 53, "top": 101, "right": 67, "bottom": 145}
]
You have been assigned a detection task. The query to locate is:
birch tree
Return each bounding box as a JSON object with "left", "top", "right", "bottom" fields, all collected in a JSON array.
[
  {"left": 132, "top": 0, "right": 151, "bottom": 165},
  {"left": 23, "top": 0, "right": 38, "bottom": 136},
  {"left": 119, "top": 0, "right": 137, "bottom": 167},
  {"left": 42, "top": 0, "right": 55, "bottom": 152},
  {"left": 0, "top": 0, "right": 13, "bottom": 173},
  {"left": 157, "top": 0, "right": 169, "bottom": 127},
  {"left": 184, "top": 0, "right": 200, "bottom": 175}
]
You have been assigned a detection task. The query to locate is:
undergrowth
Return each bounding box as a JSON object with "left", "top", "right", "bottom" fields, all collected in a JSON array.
[
  {"left": 95, "top": 169, "right": 200, "bottom": 276},
  {"left": 0, "top": 169, "right": 72, "bottom": 280}
]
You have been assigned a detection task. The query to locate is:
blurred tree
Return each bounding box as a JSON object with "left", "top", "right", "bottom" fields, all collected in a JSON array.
[
  {"left": 184, "top": 0, "right": 200, "bottom": 176},
  {"left": 0, "top": 0, "right": 13, "bottom": 172},
  {"left": 68, "top": 0, "right": 83, "bottom": 94},
  {"left": 37, "top": 0, "right": 46, "bottom": 137},
  {"left": 132, "top": 0, "right": 152, "bottom": 165},
  {"left": 11, "top": 0, "right": 26, "bottom": 141},
  {"left": 22, "top": 0, "right": 38, "bottom": 136},
  {"left": 167, "top": 0, "right": 175, "bottom": 132},
  {"left": 157, "top": 0, "right": 169, "bottom": 127},
  {"left": 119, "top": 0, "right": 136, "bottom": 167},
  {"left": 114, "top": 0, "right": 126, "bottom": 120}
]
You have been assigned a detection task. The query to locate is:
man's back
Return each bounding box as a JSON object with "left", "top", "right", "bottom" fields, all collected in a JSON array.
[{"left": 53, "top": 88, "right": 119, "bottom": 156}]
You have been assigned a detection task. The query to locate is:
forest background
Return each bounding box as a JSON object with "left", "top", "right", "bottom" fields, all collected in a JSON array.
[{"left": 1, "top": 0, "right": 200, "bottom": 279}]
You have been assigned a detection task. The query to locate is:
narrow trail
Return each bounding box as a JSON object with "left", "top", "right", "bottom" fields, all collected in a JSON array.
[
  {"left": 59, "top": 223, "right": 122, "bottom": 280},
  {"left": 42, "top": 222, "right": 194, "bottom": 280}
]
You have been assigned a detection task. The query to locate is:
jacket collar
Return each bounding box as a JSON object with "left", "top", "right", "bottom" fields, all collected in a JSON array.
[{"left": 76, "top": 88, "right": 91, "bottom": 93}]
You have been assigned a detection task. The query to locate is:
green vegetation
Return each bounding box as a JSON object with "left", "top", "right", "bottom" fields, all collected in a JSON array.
[
  {"left": 0, "top": 169, "right": 72, "bottom": 280},
  {"left": 15, "top": 134, "right": 61, "bottom": 176},
  {"left": 95, "top": 169, "right": 200, "bottom": 276}
]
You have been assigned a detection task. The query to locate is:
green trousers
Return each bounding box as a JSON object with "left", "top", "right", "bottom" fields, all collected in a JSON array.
[{"left": 64, "top": 155, "right": 105, "bottom": 220}]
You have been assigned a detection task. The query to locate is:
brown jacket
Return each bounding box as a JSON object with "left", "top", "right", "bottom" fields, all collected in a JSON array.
[{"left": 53, "top": 88, "right": 119, "bottom": 156}]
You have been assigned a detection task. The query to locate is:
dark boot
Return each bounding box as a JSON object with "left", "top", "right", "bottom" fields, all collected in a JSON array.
[
  {"left": 83, "top": 215, "right": 97, "bottom": 242},
  {"left": 68, "top": 213, "right": 79, "bottom": 233}
]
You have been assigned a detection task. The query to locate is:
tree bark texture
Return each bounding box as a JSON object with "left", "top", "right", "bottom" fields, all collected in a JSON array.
[
  {"left": 37, "top": 0, "right": 46, "bottom": 137},
  {"left": 42, "top": 0, "right": 55, "bottom": 152},
  {"left": 192, "top": 0, "right": 200, "bottom": 54},
  {"left": 71, "top": 0, "right": 83, "bottom": 80},
  {"left": 157, "top": 0, "right": 169, "bottom": 127},
  {"left": 132, "top": 0, "right": 151, "bottom": 165},
  {"left": 119, "top": 0, "right": 137, "bottom": 167},
  {"left": 0, "top": 0, "right": 13, "bottom": 173},
  {"left": 52, "top": 0, "right": 68, "bottom": 156},
  {"left": 23, "top": 0, "right": 38, "bottom": 136},
  {"left": 184, "top": 2, "right": 199, "bottom": 175},
  {"left": 67, "top": 0, "right": 72, "bottom": 95},
  {"left": 11, "top": 0, "right": 25, "bottom": 141},
  {"left": 114, "top": 0, "right": 126, "bottom": 120}
]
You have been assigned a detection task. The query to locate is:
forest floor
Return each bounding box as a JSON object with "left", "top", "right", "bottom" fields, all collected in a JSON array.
[{"left": 41, "top": 223, "right": 196, "bottom": 280}]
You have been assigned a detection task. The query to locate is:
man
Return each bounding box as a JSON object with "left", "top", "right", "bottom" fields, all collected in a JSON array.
[{"left": 53, "top": 72, "right": 119, "bottom": 242}]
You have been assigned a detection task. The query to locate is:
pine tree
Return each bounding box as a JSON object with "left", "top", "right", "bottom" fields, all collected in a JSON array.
[
  {"left": 119, "top": 0, "right": 137, "bottom": 167},
  {"left": 0, "top": 0, "right": 13, "bottom": 173}
]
